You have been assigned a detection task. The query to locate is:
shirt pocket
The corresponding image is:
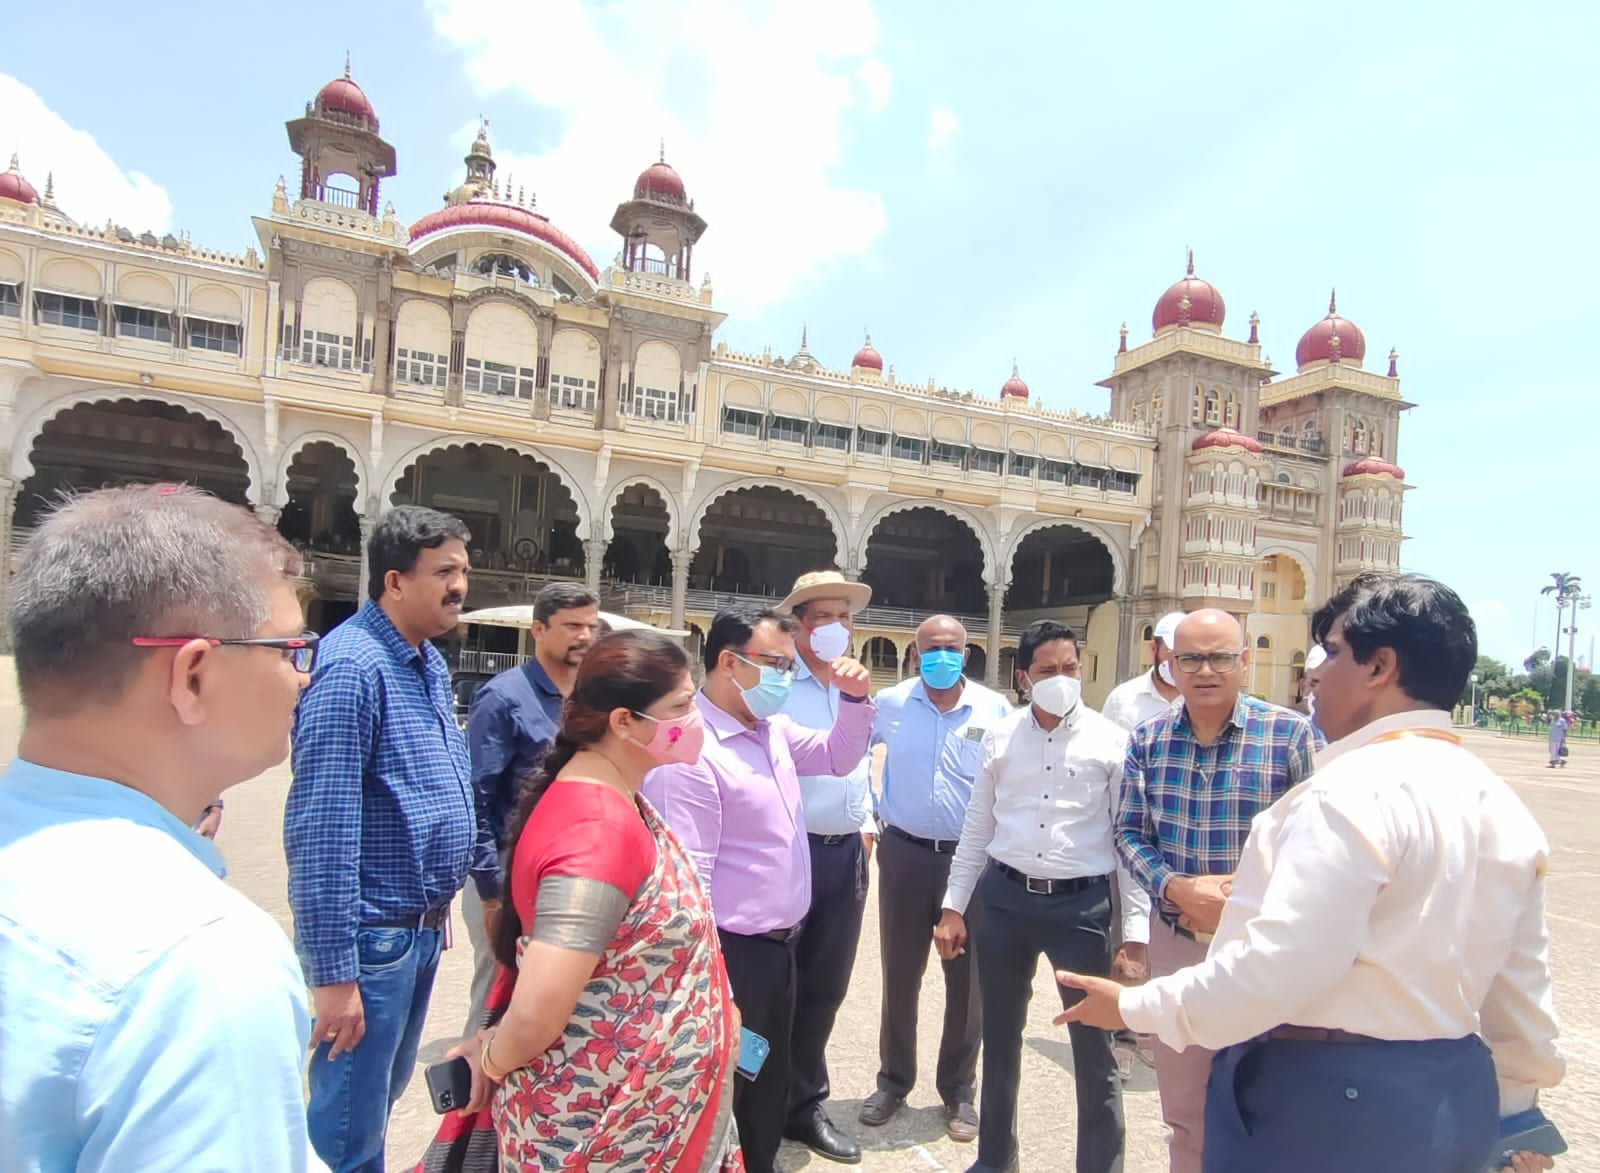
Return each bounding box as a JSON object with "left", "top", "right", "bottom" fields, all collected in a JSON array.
[{"left": 942, "top": 730, "right": 983, "bottom": 781}]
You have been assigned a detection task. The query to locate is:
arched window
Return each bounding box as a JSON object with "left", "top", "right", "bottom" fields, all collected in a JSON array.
[
  {"left": 1204, "top": 390, "right": 1221, "bottom": 425},
  {"left": 1224, "top": 391, "right": 1239, "bottom": 427},
  {"left": 1191, "top": 388, "right": 1203, "bottom": 423},
  {"left": 1353, "top": 419, "right": 1369, "bottom": 454}
]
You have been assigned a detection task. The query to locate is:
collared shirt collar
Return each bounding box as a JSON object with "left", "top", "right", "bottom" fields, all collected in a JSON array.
[
  {"left": 5, "top": 758, "right": 226, "bottom": 877},
  {"left": 1171, "top": 692, "right": 1248, "bottom": 739},
  {"left": 911, "top": 675, "right": 969, "bottom": 711},
  {"left": 698, "top": 689, "right": 760, "bottom": 742},
  {"left": 359, "top": 599, "right": 426, "bottom": 668},
  {"left": 1026, "top": 700, "right": 1083, "bottom": 734},
  {"left": 1315, "top": 708, "right": 1452, "bottom": 769},
  {"left": 521, "top": 654, "right": 562, "bottom": 700}
]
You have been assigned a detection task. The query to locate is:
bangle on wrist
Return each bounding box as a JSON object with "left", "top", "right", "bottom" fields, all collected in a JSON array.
[{"left": 480, "top": 1029, "right": 510, "bottom": 1082}]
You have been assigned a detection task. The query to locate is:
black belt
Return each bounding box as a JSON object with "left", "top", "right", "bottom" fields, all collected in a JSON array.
[
  {"left": 808, "top": 832, "right": 855, "bottom": 846},
  {"left": 1263, "top": 1025, "right": 1384, "bottom": 1045},
  {"left": 723, "top": 924, "right": 802, "bottom": 945},
  {"left": 885, "top": 823, "right": 958, "bottom": 854},
  {"left": 1158, "top": 909, "right": 1213, "bottom": 944},
  {"left": 993, "top": 862, "right": 1107, "bottom": 896},
  {"left": 367, "top": 903, "right": 451, "bottom": 931}
]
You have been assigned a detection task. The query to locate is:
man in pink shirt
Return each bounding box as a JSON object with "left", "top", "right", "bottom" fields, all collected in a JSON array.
[{"left": 643, "top": 605, "right": 874, "bottom": 1173}]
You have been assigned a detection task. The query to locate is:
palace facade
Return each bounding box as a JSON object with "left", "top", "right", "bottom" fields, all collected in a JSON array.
[{"left": 0, "top": 67, "right": 1410, "bottom": 705}]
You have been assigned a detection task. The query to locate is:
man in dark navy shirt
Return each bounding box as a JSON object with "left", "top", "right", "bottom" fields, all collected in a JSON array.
[{"left": 462, "top": 580, "right": 598, "bottom": 1027}]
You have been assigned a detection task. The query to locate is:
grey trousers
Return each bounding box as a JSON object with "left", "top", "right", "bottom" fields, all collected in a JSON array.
[{"left": 460, "top": 883, "right": 497, "bottom": 1035}]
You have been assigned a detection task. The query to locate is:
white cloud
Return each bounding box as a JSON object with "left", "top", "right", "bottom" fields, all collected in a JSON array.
[
  {"left": 425, "top": 0, "right": 889, "bottom": 312},
  {"left": 0, "top": 74, "right": 173, "bottom": 233},
  {"left": 928, "top": 106, "right": 958, "bottom": 152}
]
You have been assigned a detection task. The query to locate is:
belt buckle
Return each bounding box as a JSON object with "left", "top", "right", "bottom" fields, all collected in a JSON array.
[{"left": 1025, "top": 875, "right": 1050, "bottom": 895}]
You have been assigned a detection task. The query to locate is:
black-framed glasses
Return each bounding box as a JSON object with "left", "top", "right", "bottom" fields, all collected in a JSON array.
[
  {"left": 132, "top": 632, "right": 320, "bottom": 673},
  {"left": 732, "top": 650, "right": 796, "bottom": 675},
  {"left": 1172, "top": 651, "right": 1244, "bottom": 675}
]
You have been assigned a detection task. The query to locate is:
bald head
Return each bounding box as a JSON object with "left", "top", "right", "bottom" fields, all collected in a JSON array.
[
  {"left": 916, "top": 614, "right": 967, "bottom": 652},
  {"left": 1173, "top": 609, "right": 1245, "bottom": 653}
]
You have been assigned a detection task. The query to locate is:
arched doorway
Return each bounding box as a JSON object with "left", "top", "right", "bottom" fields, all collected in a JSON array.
[
  {"left": 690, "top": 486, "right": 838, "bottom": 596},
  {"left": 392, "top": 443, "right": 583, "bottom": 577},
  {"left": 1004, "top": 524, "right": 1116, "bottom": 611},
  {"left": 862, "top": 507, "right": 986, "bottom": 614},
  {"left": 16, "top": 398, "right": 251, "bottom": 531},
  {"left": 607, "top": 482, "right": 672, "bottom": 586},
  {"left": 965, "top": 643, "right": 988, "bottom": 682},
  {"left": 279, "top": 441, "right": 361, "bottom": 554}
]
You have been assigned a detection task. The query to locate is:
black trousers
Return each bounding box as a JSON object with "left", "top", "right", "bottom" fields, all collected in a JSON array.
[
  {"left": 875, "top": 826, "right": 982, "bottom": 1105},
  {"left": 788, "top": 832, "right": 868, "bottom": 1127},
  {"left": 718, "top": 928, "right": 798, "bottom": 1173},
  {"left": 971, "top": 865, "right": 1123, "bottom": 1173}
]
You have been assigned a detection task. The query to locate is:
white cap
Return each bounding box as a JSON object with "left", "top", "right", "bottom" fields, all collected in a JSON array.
[
  {"left": 1304, "top": 645, "right": 1328, "bottom": 672},
  {"left": 1153, "top": 611, "right": 1186, "bottom": 646}
]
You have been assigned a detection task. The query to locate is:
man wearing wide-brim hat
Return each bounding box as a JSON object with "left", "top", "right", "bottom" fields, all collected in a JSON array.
[{"left": 777, "top": 570, "right": 877, "bottom": 1164}]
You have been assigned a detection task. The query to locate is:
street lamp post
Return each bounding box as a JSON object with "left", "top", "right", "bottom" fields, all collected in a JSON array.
[
  {"left": 1469, "top": 672, "right": 1480, "bottom": 726},
  {"left": 1565, "top": 594, "right": 1593, "bottom": 713}
]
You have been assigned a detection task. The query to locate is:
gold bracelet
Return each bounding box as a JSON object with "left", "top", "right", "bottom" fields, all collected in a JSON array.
[{"left": 480, "top": 1029, "right": 511, "bottom": 1082}]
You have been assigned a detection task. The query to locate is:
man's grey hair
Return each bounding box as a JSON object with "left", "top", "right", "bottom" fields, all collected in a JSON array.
[
  {"left": 533, "top": 581, "right": 598, "bottom": 625},
  {"left": 10, "top": 484, "right": 302, "bottom": 714}
]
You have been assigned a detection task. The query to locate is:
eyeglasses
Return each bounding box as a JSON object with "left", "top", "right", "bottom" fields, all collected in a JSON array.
[
  {"left": 732, "top": 650, "right": 796, "bottom": 675},
  {"left": 132, "top": 632, "right": 320, "bottom": 673},
  {"left": 1172, "top": 651, "right": 1244, "bottom": 675}
]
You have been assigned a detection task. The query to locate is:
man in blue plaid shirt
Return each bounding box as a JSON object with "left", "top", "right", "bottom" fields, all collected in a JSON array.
[
  {"left": 286, "top": 506, "right": 481, "bottom": 1173},
  {"left": 1115, "top": 609, "right": 1316, "bottom": 1173}
]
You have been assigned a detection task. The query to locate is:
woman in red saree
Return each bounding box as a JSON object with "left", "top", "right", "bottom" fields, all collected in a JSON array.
[{"left": 433, "top": 630, "right": 742, "bottom": 1172}]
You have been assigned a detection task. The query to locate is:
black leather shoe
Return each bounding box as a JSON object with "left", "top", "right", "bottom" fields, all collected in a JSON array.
[
  {"left": 857, "top": 1088, "right": 905, "bottom": 1126},
  {"left": 784, "top": 1112, "right": 862, "bottom": 1164}
]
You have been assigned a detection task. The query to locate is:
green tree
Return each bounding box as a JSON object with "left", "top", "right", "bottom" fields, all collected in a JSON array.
[
  {"left": 1460, "top": 655, "right": 1511, "bottom": 707},
  {"left": 1582, "top": 674, "right": 1600, "bottom": 722},
  {"left": 1524, "top": 647, "right": 1551, "bottom": 673}
]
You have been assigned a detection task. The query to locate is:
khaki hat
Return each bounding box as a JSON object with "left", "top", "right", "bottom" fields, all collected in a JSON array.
[{"left": 779, "top": 570, "right": 872, "bottom": 615}]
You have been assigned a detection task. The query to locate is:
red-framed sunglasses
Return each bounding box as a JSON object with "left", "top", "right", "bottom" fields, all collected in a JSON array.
[{"left": 131, "top": 632, "right": 320, "bottom": 673}]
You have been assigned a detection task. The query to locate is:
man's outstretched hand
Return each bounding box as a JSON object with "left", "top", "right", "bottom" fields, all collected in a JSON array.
[{"left": 1053, "top": 970, "right": 1129, "bottom": 1032}]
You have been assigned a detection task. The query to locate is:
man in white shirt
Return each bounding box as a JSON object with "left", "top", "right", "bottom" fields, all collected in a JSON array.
[
  {"left": 1058, "top": 572, "right": 1565, "bottom": 1173},
  {"left": 935, "top": 619, "right": 1150, "bottom": 1173},
  {"left": 778, "top": 570, "right": 876, "bottom": 1164},
  {"left": 1101, "top": 610, "right": 1185, "bottom": 733}
]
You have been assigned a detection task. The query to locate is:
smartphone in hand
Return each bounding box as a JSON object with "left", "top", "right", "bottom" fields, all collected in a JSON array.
[
  {"left": 425, "top": 1056, "right": 474, "bottom": 1114},
  {"left": 1488, "top": 1108, "right": 1566, "bottom": 1171},
  {"left": 736, "top": 1028, "right": 770, "bottom": 1081}
]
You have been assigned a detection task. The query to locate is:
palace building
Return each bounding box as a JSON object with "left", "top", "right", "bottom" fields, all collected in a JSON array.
[{"left": 0, "top": 67, "right": 1410, "bottom": 705}]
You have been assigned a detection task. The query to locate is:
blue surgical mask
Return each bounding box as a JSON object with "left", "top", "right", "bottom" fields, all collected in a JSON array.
[
  {"left": 919, "top": 648, "right": 965, "bottom": 690},
  {"left": 733, "top": 655, "right": 793, "bottom": 719}
]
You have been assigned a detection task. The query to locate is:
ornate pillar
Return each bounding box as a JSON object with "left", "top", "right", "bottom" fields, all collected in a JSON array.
[
  {"left": 583, "top": 538, "right": 609, "bottom": 593},
  {"left": 669, "top": 547, "right": 693, "bottom": 631},
  {"left": 0, "top": 476, "right": 15, "bottom": 653},
  {"left": 841, "top": 565, "right": 863, "bottom": 582},
  {"left": 357, "top": 512, "right": 376, "bottom": 604},
  {"left": 985, "top": 577, "right": 1008, "bottom": 688},
  {"left": 254, "top": 502, "right": 282, "bottom": 529}
]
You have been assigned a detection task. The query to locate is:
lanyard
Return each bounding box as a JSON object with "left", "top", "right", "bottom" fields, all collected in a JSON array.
[{"left": 1368, "top": 727, "right": 1462, "bottom": 748}]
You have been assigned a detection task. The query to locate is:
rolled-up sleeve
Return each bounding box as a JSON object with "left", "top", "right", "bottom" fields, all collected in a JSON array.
[{"left": 286, "top": 659, "right": 373, "bottom": 987}]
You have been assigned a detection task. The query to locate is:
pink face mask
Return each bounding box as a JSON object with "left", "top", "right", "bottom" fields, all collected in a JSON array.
[{"left": 634, "top": 707, "right": 705, "bottom": 765}]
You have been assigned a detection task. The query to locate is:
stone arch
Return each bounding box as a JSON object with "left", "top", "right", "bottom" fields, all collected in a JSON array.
[
  {"left": 277, "top": 438, "right": 363, "bottom": 555},
  {"left": 854, "top": 498, "right": 996, "bottom": 585},
  {"left": 600, "top": 474, "right": 682, "bottom": 546},
  {"left": 689, "top": 478, "right": 847, "bottom": 558},
  {"left": 1255, "top": 544, "right": 1315, "bottom": 596},
  {"left": 276, "top": 430, "right": 368, "bottom": 510},
  {"left": 11, "top": 389, "right": 263, "bottom": 501},
  {"left": 1003, "top": 517, "right": 1127, "bottom": 596},
  {"left": 381, "top": 434, "right": 593, "bottom": 538}
]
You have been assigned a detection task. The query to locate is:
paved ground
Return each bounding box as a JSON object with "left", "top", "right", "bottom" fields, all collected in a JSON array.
[{"left": 3, "top": 666, "right": 1589, "bottom": 1170}]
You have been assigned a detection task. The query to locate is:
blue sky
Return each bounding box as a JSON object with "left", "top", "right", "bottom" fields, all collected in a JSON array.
[{"left": 2, "top": 0, "right": 1594, "bottom": 668}]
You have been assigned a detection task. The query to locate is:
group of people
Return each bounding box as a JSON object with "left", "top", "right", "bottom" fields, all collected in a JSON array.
[{"left": 0, "top": 487, "right": 1568, "bottom": 1173}]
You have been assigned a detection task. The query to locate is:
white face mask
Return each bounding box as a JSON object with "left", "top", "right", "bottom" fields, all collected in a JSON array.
[
  {"left": 808, "top": 621, "right": 851, "bottom": 662},
  {"left": 1157, "top": 660, "right": 1176, "bottom": 687},
  {"left": 1029, "top": 674, "right": 1081, "bottom": 717}
]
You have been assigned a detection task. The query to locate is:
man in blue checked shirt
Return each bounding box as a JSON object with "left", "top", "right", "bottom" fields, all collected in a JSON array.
[
  {"left": 1114, "top": 609, "right": 1317, "bottom": 1173},
  {"left": 286, "top": 506, "right": 482, "bottom": 1173}
]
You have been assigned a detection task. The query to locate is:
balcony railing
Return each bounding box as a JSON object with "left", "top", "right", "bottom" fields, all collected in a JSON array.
[{"left": 1257, "top": 431, "right": 1327, "bottom": 455}]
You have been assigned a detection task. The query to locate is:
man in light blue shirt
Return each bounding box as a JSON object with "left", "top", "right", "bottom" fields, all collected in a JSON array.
[
  {"left": 777, "top": 571, "right": 878, "bottom": 1163},
  {"left": 0, "top": 484, "right": 324, "bottom": 1173},
  {"left": 860, "top": 614, "right": 1014, "bottom": 1145}
]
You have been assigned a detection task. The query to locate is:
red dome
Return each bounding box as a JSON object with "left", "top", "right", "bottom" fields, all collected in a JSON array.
[
  {"left": 852, "top": 335, "right": 883, "bottom": 372},
  {"left": 1342, "top": 458, "right": 1404, "bottom": 480},
  {"left": 1191, "top": 428, "right": 1262, "bottom": 454},
  {"left": 1296, "top": 292, "right": 1367, "bottom": 370},
  {"left": 634, "top": 160, "right": 686, "bottom": 204},
  {"left": 409, "top": 203, "right": 599, "bottom": 281},
  {"left": 1153, "top": 252, "right": 1225, "bottom": 333},
  {"left": 0, "top": 157, "right": 38, "bottom": 206},
  {"left": 1001, "top": 363, "right": 1029, "bottom": 399},
  {"left": 315, "top": 74, "right": 378, "bottom": 130}
]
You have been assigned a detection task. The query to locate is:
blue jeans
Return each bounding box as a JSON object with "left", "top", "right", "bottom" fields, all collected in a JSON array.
[{"left": 306, "top": 926, "right": 443, "bottom": 1173}]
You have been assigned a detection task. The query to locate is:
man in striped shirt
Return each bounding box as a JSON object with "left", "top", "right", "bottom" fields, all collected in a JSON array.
[{"left": 1114, "top": 609, "right": 1316, "bottom": 1173}]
